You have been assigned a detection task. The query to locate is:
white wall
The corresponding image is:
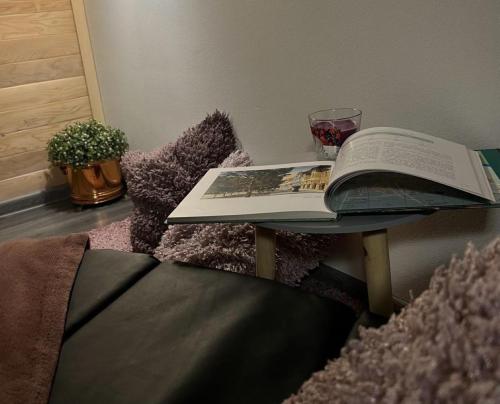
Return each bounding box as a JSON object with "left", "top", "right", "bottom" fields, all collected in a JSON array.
[{"left": 85, "top": 0, "right": 500, "bottom": 301}]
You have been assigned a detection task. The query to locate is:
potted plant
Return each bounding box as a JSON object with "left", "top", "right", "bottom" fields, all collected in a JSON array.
[{"left": 47, "top": 119, "right": 129, "bottom": 205}]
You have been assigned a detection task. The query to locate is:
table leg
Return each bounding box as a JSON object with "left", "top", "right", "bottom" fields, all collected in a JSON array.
[
  {"left": 362, "top": 229, "right": 394, "bottom": 317},
  {"left": 255, "top": 226, "right": 277, "bottom": 280}
]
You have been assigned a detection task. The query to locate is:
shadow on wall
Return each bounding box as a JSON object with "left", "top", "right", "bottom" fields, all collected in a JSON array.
[
  {"left": 388, "top": 208, "right": 496, "bottom": 301},
  {"left": 322, "top": 208, "right": 497, "bottom": 303},
  {"left": 390, "top": 208, "right": 490, "bottom": 245}
]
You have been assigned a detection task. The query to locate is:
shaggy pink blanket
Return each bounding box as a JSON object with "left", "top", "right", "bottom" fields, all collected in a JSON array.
[
  {"left": 0, "top": 234, "right": 88, "bottom": 404},
  {"left": 91, "top": 151, "right": 340, "bottom": 287},
  {"left": 286, "top": 237, "right": 500, "bottom": 403},
  {"left": 88, "top": 218, "right": 339, "bottom": 287},
  {"left": 88, "top": 218, "right": 364, "bottom": 312},
  {"left": 88, "top": 217, "right": 133, "bottom": 252}
]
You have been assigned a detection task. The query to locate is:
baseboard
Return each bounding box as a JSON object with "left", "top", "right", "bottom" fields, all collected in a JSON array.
[{"left": 0, "top": 185, "right": 70, "bottom": 217}]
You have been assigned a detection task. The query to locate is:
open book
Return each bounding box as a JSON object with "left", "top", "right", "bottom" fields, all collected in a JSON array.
[{"left": 167, "top": 127, "right": 499, "bottom": 224}]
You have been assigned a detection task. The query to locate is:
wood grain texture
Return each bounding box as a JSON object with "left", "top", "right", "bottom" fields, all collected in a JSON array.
[
  {"left": 0, "top": 10, "right": 75, "bottom": 40},
  {"left": 0, "top": 33, "right": 79, "bottom": 65},
  {"left": 255, "top": 226, "right": 277, "bottom": 280},
  {"left": 71, "top": 0, "right": 104, "bottom": 122},
  {"left": 362, "top": 229, "right": 394, "bottom": 317},
  {"left": 0, "top": 76, "right": 87, "bottom": 112},
  {"left": 0, "top": 167, "right": 66, "bottom": 201},
  {"left": 0, "top": 0, "right": 71, "bottom": 16},
  {"left": 0, "top": 0, "right": 104, "bottom": 199},
  {"left": 0, "top": 54, "right": 83, "bottom": 88},
  {"left": 0, "top": 149, "right": 49, "bottom": 181},
  {"left": 0, "top": 96, "right": 91, "bottom": 135},
  {"left": 0, "top": 117, "right": 90, "bottom": 157}
]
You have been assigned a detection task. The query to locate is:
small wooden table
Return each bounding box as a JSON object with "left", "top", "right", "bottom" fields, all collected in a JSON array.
[{"left": 254, "top": 213, "right": 429, "bottom": 317}]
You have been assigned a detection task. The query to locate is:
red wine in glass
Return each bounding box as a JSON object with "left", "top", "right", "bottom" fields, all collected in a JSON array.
[{"left": 310, "top": 119, "right": 359, "bottom": 147}]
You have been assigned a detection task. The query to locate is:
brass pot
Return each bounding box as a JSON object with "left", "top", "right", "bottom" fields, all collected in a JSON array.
[{"left": 61, "top": 159, "right": 124, "bottom": 205}]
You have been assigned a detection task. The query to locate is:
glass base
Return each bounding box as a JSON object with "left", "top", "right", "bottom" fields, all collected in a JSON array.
[{"left": 313, "top": 137, "right": 339, "bottom": 160}]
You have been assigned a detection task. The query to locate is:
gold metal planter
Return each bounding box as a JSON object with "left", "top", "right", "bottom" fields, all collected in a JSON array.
[{"left": 62, "top": 159, "right": 124, "bottom": 205}]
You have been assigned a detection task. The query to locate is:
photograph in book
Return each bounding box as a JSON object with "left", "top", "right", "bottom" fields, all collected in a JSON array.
[
  {"left": 166, "top": 161, "right": 336, "bottom": 224},
  {"left": 202, "top": 165, "right": 331, "bottom": 199}
]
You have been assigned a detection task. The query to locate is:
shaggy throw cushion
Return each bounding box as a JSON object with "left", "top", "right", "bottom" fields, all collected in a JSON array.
[
  {"left": 154, "top": 150, "right": 338, "bottom": 286},
  {"left": 155, "top": 223, "right": 338, "bottom": 287},
  {"left": 121, "top": 110, "right": 237, "bottom": 253},
  {"left": 286, "top": 237, "right": 500, "bottom": 403},
  {"left": 121, "top": 111, "right": 340, "bottom": 286}
]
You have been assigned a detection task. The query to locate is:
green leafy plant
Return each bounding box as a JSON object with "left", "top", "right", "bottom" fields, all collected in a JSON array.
[{"left": 47, "top": 119, "right": 128, "bottom": 167}]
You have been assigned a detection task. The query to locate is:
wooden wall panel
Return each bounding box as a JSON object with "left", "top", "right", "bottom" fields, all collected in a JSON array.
[
  {"left": 0, "top": 117, "right": 90, "bottom": 157},
  {"left": 0, "top": 10, "right": 75, "bottom": 40},
  {"left": 0, "top": 0, "right": 71, "bottom": 16},
  {"left": 0, "top": 149, "right": 49, "bottom": 181},
  {"left": 0, "top": 33, "right": 79, "bottom": 65},
  {"left": 0, "top": 54, "right": 84, "bottom": 88},
  {"left": 0, "top": 76, "right": 87, "bottom": 111},
  {"left": 71, "top": 0, "right": 104, "bottom": 122},
  {"left": 0, "top": 168, "right": 66, "bottom": 201},
  {"left": 0, "top": 96, "right": 91, "bottom": 135},
  {"left": 0, "top": 0, "right": 105, "bottom": 202}
]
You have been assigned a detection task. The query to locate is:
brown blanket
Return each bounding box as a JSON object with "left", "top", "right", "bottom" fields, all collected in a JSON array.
[{"left": 0, "top": 234, "right": 88, "bottom": 404}]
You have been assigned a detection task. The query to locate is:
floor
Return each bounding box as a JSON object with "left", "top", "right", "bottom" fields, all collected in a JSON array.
[{"left": 0, "top": 196, "right": 133, "bottom": 243}]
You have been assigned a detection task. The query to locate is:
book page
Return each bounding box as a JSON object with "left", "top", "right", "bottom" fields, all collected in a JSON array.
[
  {"left": 168, "top": 161, "right": 336, "bottom": 223},
  {"left": 329, "top": 127, "right": 494, "bottom": 201},
  {"left": 329, "top": 172, "right": 494, "bottom": 213}
]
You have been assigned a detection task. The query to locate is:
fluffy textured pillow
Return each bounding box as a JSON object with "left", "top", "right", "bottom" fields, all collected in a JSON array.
[
  {"left": 122, "top": 111, "right": 340, "bottom": 285},
  {"left": 154, "top": 150, "right": 338, "bottom": 286},
  {"left": 155, "top": 223, "right": 338, "bottom": 286},
  {"left": 286, "top": 237, "right": 500, "bottom": 403},
  {"left": 121, "top": 110, "right": 237, "bottom": 253}
]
